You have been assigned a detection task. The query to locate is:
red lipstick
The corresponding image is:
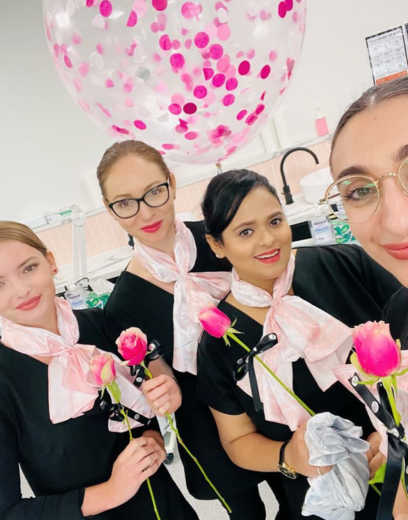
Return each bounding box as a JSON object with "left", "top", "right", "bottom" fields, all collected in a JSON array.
[
  {"left": 383, "top": 242, "right": 408, "bottom": 260},
  {"left": 254, "top": 249, "right": 281, "bottom": 264},
  {"left": 141, "top": 220, "right": 163, "bottom": 234},
  {"left": 17, "top": 296, "right": 41, "bottom": 311}
]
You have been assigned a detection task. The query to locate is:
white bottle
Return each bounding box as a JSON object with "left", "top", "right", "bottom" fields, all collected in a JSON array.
[{"left": 64, "top": 282, "right": 88, "bottom": 310}]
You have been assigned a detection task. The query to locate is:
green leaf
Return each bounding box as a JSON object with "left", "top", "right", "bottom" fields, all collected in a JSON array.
[
  {"left": 223, "top": 334, "right": 231, "bottom": 347},
  {"left": 108, "top": 380, "right": 122, "bottom": 404},
  {"left": 368, "top": 463, "right": 387, "bottom": 485}
]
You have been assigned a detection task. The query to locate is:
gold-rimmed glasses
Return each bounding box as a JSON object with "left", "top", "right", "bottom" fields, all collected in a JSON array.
[{"left": 320, "top": 158, "right": 408, "bottom": 223}]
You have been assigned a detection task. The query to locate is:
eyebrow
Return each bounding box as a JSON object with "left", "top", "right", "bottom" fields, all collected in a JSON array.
[
  {"left": 232, "top": 211, "right": 283, "bottom": 232},
  {"left": 395, "top": 144, "right": 408, "bottom": 162},
  {"left": 0, "top": 256, "right": 38, "bottom": 279},
  {"left": 112, "top": 181, "right": 165, "bottom": 202}
]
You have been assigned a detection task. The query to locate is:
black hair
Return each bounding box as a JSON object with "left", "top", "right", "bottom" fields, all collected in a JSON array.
[{"left": 202, "top": 169, "right": 280, "bottom": 243}]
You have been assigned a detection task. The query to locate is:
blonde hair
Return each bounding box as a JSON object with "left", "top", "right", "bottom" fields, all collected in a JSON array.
[
  {"left": 96, "top": 140, "right": 171, "bottom": 198},
  {"left": 0, "top": 221, "right": 48, "bottom": 256}
]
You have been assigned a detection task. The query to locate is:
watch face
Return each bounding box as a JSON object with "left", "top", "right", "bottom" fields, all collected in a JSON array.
[{"left": 278, "top": 465, "right": 298, "bottom": 479}]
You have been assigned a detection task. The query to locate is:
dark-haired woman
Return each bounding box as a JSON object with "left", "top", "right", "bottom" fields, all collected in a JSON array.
[
  {"left": 197, "top": 169, "right": 401, "bottom": 519},
  {"left": 323, "top": 76, "right": 408, "bottom": 517},
  {"left": 98, "top": 141, "right": 289, "bottom": 519}
]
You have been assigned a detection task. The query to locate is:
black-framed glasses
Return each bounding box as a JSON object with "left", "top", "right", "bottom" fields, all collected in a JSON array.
[
  {"left": 320, "top": 158, "right": 408, "bottom": 223},
  {"left": 108, "top": 182, "right": 170, "bottom": 219}
]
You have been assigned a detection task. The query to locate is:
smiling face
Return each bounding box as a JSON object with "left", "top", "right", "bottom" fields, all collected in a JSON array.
[
  {"left": 0, "top": 241, "right": 57, "bottom": 330},
  {"left": 331, "top": 96, "right": 408, "bottom": 286},
  {"left": 103, "top": 154, "right": 177, "bottom": 250},
  {"left": 207, "top": 187, "right": 292, "bottom": 292}
]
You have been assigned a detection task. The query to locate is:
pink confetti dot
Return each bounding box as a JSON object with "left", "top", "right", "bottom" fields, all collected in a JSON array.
[
  {"left": 238, "top": 61, "right": 250, "bottom": 75},
  {"left": 185, "top": 131, "right": 198, "bottom": 140},
  {"left": 278, "top": 2, "right": 287, "bottom": 17},
  {"left": 79, "top": 62, "right": 89, "bottom": 76},
  {"left": 153, "top": 0, "right": 168, "bottom": 11},
  {"left": 159, "top": 34, "right": 172, "bottom": 50},
  {"left": 99, "top": 0, "right": 112, "bottom": 17},
  {"left": 203, "top": 68, "right": 214, "bottom": 80},
  {"left": 86, "top": 0, "right": 94, "bottom": 6},
  {"left": 181, "top": 2, "right": 202, "bottom": 19},
  {"left": 172, "top": 94, "right": 185, "bottom": 104},
  {"left": 79, "top": 100, "right": 90, "bottom": 112},
  {"left": 183, "top": 103, "right": 197, "bottom": 114},
  {"left": 226, "top": 77, "right": 238, "bottom": 91},
  {"left": 246, "top": 114, "right": 258, "bottom": 126},
  {"left": 247, "top": 49, "right": 255, "bottom": 59},
  {"left": 125, "top": 98, "right": 134, "bottom": 107},
  {"left": 217, "top": 56, "right": 230, "bottom": 73},
  {"left": 170, "top": 53, "right": 185, "bottom": 69},
  {"left": 260, "top": 91, "right": 266, "bottom": 101},
  {"left": 72, "top": 33, "right": 82, "bottom": 45},
  {"left": 112, "top": 125, "right": 129, "bottom": 134},
  {"left": 127, "top": 11, "right": 138, "bottom": 27},
  {"left": 237, "top": 109, "right": 247, "bottom": 120},
  {"left": 269, "top": 50, "right": 277, "bottom": 62},
  {"left": 162, "top": 143, "right": 174, "bottom": 150},
  {"left": 255, "top": 104, "right": 265, "bottom": 115},
  {"left": 176, "top": 124, "right": 188, "bottom": 133},
  {"left": 194, "top": 85, "right": 207, "bottom": 99},
  {"left": 64, "top": 55, "right": 73, "bottom": 68},
  {"left": 260, "top": 65, "right": 271, "bottom": 79},
  {"left": 212, "top": 73, "right": 225, "bottom": 87},
  {"left": 123, "top": 79, "right": 134, "bottom": 93},
  {"left": 185, "top": 39, "right": 192, "bottom": 50},
  {"left": 217, "top": 24, "right": 231, "bottom": 41},
  {"left": 134, "top": 120, "right": 147, "bottom": 130},
  {"left": 285, "top": 0, "right": 294, "bottom": 9},
  {"left": 222, "top": 94, "right": 235, "bottom": 106},
  {"left": 169, "top": 103, "right": 182, "bottom": 115},
  {"left": 293, "top": 11, "right": 298, "bottom": 22},
  {"left": 172, "top": 39, "right": 181, "bottom": 50},
  {"left": 151, "top": 22, "right": 159, "bottom": 33},
  {"left": 194, "top": 31, "right": 209, "bottom": 48},
  {"left": 209, "top": 44, "right": 223, "bottom": 60},
  {"left": 96, "top": 43, "right": 104, "bottom": 54}
]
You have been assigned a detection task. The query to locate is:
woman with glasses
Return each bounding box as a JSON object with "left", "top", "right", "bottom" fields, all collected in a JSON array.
[
  {"left": 97, "top": 140, "right": 290, "bottom": 520},
  {"left": 196, "top": 168, "right": 401, "bottom": 520},
  {"left": 0, "top": 221, "right": 198, "bottom": 520},
  {"left": 325, "top": 77, "right": 408, "bottom": 517}
]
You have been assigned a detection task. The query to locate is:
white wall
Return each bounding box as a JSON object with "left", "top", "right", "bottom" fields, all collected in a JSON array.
[{"left": 1, "top": 0, "right": 407, "bottom": 223}]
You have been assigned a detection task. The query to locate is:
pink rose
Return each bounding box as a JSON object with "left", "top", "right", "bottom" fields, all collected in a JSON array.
[
  {"left": 89, "top": 353, "right": 116, "bottom": 386},
  {"left": 199, "top": 306, "right": 231, "bottom": 338},
  {"left": 116, "top": 327, "right": 147, "bottom": 366},
  {"left": 353, "top": 321, "right": 401, "bottom": 377}
]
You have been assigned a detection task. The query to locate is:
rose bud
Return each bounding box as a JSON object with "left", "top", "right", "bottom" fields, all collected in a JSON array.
[
  {"left": 89, "top": 353, "right": 116, "bottom": 386},
  {"left": 353, "top": 321, "right": 401, "bottom": 377},
  {"left": 116, "top": 327, "right": 148, "bottom": 366},
  {"left": 199, "top": 306, "right": 231, "bottom": 338}
]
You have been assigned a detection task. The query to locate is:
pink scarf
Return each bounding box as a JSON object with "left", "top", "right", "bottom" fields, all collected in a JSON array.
[
  {"left": 231, "top": 255, "right": 353, "bottom": 431},
  {"left": 134, "top": 219, "right": 231, "bottom": 374},
  {"left": 0, "top": 298, "right": 153, "bottom": 432}
]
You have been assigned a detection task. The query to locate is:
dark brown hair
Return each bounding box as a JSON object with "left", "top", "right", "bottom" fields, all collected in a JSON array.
[
  {"left": 331, "top": 77, "right": 408, "bottom": 163},
  {"left": 0, "top": 221, "right": 48, "bottom": 256},
  {"left": 96, "top": 140, "right": 171, "bottom": 197}
]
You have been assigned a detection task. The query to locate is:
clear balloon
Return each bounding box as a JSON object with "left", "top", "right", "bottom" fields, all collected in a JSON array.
[{"left": 43, "top": 0, "right": 306, "bottom": 164}]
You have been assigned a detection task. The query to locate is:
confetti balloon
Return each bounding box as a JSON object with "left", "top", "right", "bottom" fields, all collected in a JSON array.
[{"left": 43, "top": 0, "right": 306, "bottom": 164}]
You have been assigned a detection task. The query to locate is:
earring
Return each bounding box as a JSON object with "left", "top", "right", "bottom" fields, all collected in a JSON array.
[
  {"left": 215, "top": 254, "right": 220, "bottom": 258},
  {"left": 52, "top": 268, "right": 58, "bottom": 275}
]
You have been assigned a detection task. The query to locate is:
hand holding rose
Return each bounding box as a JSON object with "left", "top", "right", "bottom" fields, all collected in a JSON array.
[{"left": 142, "top": 375, "right": 182, "bottom": 416}]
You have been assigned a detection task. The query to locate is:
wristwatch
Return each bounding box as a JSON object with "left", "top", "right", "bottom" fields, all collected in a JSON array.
[{"left": 277, "top": 441, "right": 298, "bottom": 479}]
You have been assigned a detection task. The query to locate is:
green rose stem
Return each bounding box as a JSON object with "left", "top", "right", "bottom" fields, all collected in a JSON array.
[
  {"left": 227, "top": 332, "right": 315, "bottom": 417},
  {"left": 107, "top": 381, "right": 161, "bottom": 520},
  {"left": 227, "top": 333, "right": 382, "bottom": 497},
  {"left": 141, "top": 362, "right": 232, "bottom": 515}
]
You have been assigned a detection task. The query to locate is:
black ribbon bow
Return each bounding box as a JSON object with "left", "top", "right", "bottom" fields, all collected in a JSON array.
[
  {"left": 131, "top": 339, "right": 164, "bottom": 387},
  {"left": 99, "top": 395, "right": 152, "bottom": 426},
  {"left": 349, "top": 374, "right": 408, "bottom": 520},
  {"left": 233, "top": 333, "right": 279, "bottom": 413}
]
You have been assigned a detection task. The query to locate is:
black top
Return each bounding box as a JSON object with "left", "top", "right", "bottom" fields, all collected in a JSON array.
[
  {"left": 104, "top": 221, "right": 268, "bottom": 500},
  {"left": 384, "top": 287, "right": 408, "bottom": 349},
  {"left": 197, "top": 244, "right": 401, "bottom": 520},
  {"left": 0, "top": 308, "right": 197, "bottom": 520}
]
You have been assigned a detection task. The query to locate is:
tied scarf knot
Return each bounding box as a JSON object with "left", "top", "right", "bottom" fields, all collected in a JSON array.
[
  {"left": 133, "top": 219, "right": 231, "bottom": 375},
  {"left": 230, "top": 256, "right": 353, "bottom": 430}
]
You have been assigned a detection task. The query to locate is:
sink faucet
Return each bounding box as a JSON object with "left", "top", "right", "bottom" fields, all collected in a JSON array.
[{"left": 279, "top": 147, "right": 320, "bottom": 205}]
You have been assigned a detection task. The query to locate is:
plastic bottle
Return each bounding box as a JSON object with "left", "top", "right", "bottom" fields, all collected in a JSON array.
[
  {"left": 315, "top": 108, "right": 329, "bottom": 137},
  {"left": 64, "top": 282, "right": 88, "bottom": 310}
]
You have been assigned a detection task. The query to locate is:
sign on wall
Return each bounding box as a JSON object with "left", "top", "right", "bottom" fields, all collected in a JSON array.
[{"left": 366, "top": 25, "right": 408, "bottom": 84}]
